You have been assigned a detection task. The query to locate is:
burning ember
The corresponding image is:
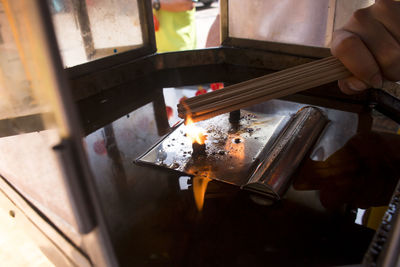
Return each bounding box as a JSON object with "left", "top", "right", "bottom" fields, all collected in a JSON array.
[{"left": 185, "top": 116, "right": 207, "bottom": 156}]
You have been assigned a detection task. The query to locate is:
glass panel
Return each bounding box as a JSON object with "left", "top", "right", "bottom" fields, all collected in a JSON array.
[
  {"left": 334, "top": 0, "right": 375, "bottom": 30},
  {"left": 48, "top": 0, "right": 143, "bottom": 67},
  {"left": 0, "top": 1, "right": 80, "bottom": 236},
  {"left": 0, "top": 2, "right": 54, "bottom": 132},
  {"left": 153, "top": 2, "right": 197, "bottom": 52},
  {"left": 228, "top": 0, "right": 373, "bottom": 48}
]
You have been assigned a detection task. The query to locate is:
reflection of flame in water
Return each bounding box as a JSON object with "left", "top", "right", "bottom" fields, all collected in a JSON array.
[
  {"left": 185, "top": 116, "right": 206, "bottom": 145},
  {"left": 192, "top": 170, "right": 212, "bottom": 211}
]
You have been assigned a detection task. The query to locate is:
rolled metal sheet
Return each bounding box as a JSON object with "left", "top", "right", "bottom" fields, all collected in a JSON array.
[{"left": 244, "top": 106, "right": 328, "bottom": 199}]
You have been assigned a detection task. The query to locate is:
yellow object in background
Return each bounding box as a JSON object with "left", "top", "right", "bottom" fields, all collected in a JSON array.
[
  {"left": 365, "top": 206, "right": 388, "bottom": 230},
  {"left": 154, "top": 8, "right": 197, "bottom": 53}
]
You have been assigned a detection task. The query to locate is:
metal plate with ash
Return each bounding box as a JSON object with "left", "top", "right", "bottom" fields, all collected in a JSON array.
[{"left": 136, "top": 110, "right": 289, "bottom": 186}]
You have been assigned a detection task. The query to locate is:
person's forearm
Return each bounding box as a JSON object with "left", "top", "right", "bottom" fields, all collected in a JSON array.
[{"left": 158, "top": 0, "right": 194, "bottom": 12}]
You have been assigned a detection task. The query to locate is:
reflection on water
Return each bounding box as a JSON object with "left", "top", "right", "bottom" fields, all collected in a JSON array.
[
  {"left": 193, "top": 176, "right": 212, "bottom": 211},
  {"left": 178, "top": 176, "right": 191, "bottom": 190},
  {"left": 294, "top": 131, "right": 400, "bottom": 210},
  {"left": 83, "top": 90, "right": 400, "bottom": 266}
]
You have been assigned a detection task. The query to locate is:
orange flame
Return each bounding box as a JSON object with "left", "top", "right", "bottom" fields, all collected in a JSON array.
[
  {"left": 185, "top": 116, "right": 206, "bottom": 145},
  {"left": 192, "top": 173, "right": 211, "bottom": 212}
]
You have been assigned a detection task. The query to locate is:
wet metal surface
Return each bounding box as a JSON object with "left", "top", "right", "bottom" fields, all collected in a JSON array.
[
  {"left": 137, "top": 111, "right": 289, "bottom": 186},
  {"left": 245, "top": 107, "right": 328, "bottom": 199}
]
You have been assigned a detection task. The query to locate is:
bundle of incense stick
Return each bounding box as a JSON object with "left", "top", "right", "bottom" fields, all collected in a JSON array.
[{"left": 178, "top": 56, "right": 352, "bottom": 122}]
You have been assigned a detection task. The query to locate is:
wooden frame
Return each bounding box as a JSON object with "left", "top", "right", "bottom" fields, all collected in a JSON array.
[{"left": 325, "top": 0, "right": 337, "bottom": 47}]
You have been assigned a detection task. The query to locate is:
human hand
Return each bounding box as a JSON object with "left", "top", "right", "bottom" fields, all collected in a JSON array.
[{"left": 331, "top": 0, "right": 400, "bottom": 94}]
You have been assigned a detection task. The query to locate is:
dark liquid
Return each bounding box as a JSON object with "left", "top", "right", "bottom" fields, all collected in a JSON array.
[{"left": 84, "top": 95, "right": 400, "bottom": 266}]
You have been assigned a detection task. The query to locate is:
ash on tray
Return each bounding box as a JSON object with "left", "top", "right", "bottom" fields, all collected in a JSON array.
[
  {"left": 192, "top": 142, "right": 206, "bottom": 156},
  {"left": 136, "top": 110, "right": 290, "bottom": 188}
]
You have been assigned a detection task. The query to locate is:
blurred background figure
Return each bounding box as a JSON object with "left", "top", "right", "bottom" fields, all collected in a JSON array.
[{"left": 152, "top": 0, "right": 197, "bottom": 52}]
